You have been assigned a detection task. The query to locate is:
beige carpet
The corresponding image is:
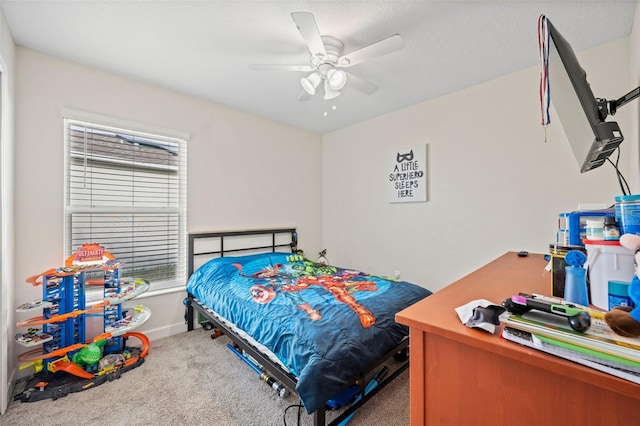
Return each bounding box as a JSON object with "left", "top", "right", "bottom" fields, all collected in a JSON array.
[{"left": 2, "top": 328, "right": 410, "bottom": 425}]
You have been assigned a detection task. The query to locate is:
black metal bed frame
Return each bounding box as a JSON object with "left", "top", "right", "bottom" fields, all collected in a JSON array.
[{"left": 184, "top": 228, "right": 409, "bottom": 426}]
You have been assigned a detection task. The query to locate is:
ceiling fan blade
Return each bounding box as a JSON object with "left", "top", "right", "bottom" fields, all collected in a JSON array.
[
  {"left": 345, "top": 72, "right": 379, "bottom": 95},
  {"left": 249, "top": 64, "right": 314, "bottom": 72},
  {"left": 338, "top": 34, "right": 403, "bottom": 67},
  {"left": 291, "top": 12, "right": 327, "bottom": 58}
]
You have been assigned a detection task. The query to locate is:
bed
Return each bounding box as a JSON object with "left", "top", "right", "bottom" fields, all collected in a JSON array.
[{"left": 184, "top": 228, "right": 431, "bottom": 425}]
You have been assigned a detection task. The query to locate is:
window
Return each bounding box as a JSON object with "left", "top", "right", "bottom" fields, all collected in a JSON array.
[{"left": 63, "top": 114, "right": 187, "bottom": 292}]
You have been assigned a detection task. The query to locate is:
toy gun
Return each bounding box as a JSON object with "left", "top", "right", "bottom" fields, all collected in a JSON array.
[{"left": 502, "top": 294, "right": 591, "bottom": 332}]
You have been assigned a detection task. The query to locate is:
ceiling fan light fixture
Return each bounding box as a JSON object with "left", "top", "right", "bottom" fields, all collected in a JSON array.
[
  {"left": 323, "top": 81, "right": 341, "bottom": 100},
  {"left": 327, "top": 69, "right": 347, "bottom": 90},
  {"left": 301, "top": 72, "right": 321, "bottom": 95}
]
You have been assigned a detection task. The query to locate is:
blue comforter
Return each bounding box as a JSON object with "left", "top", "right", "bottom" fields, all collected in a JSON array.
[{"left": 187, "top": 252, "right": 431, "bottom": 413}]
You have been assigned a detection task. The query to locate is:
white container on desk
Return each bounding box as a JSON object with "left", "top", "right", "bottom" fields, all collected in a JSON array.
[{"left": 584, "top": 239, "right": 635, "bottom": 310}]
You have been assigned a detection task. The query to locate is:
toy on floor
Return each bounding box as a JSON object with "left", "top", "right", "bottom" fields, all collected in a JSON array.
[
  {"left": 13, "top": 243, "right": 151, "bottom": 402},
  {"left": 72, "top": 339, "right": 106, "bottom": 367},
  {"left": 604, "top": 234, "right": 640, "bottom": 337}
]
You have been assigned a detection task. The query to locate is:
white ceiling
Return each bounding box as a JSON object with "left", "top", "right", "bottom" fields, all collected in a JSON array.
[{"left": 1, "top": 1, "right": 636, "bottom": 134}]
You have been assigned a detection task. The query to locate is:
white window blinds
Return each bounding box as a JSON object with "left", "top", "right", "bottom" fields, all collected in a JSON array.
[{"left": 64, "top": 117, "right": 187, "bottom": 291}]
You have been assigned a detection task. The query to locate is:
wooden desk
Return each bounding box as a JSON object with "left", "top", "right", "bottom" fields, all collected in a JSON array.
[{"left": 396, "top": 252, "right": 640, "bottom": 425}]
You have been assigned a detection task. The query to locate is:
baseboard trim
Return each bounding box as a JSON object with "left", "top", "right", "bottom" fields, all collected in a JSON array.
[{"left": 141, "top": 322, "right": 196, "bottom": 341}]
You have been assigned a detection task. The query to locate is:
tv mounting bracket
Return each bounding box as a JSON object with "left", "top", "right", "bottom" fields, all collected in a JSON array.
[{"left": 598, "top": 86, "right": 640, "bottom": 120}]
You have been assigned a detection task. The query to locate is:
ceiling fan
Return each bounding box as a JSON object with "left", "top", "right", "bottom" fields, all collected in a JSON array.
[{"left": 249, "top": 12, "right": 403, "bottom": 101}]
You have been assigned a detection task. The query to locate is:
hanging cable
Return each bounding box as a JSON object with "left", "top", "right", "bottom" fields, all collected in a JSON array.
[
  {"left": 606, "top": 147, "right": 630, "bottom": 196},
  {"left": 537, "top": 15, "right": 551, "bottom": 137},
  {"left": 283, "top": 402, "right": 303, "bottom": 426}
]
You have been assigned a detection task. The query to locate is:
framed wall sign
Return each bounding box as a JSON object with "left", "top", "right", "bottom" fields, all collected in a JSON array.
[{"left": 388, "top": 144, "right": 428, "bottom": 203}]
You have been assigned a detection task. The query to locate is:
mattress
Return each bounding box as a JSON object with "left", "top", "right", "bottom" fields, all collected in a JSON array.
[{"left": 186, "top": 252, "right": 431, "bottom": 413}]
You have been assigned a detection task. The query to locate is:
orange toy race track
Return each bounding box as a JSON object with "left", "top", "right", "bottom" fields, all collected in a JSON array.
[
  {"left": 15, "top": 243, "right": 151, "bottom": 400},
  {"left": 16, "top": 308, "right": 105, "bottom": 327},
  {"left": 47, "top": 332, "right": 150, "bottom": 379},
  {"left": 17, "top": 332, "right": 149, "bottom": 364}
]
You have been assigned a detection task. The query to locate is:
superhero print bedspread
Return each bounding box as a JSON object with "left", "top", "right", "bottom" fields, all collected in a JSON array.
[{"left": 186, "top": 252, "right": 432, "bottom": 413}]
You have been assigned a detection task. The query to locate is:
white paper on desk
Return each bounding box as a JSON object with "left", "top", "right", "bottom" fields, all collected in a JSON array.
[{"left": 455, "top": 299, "right": 503, "bottom": 334}]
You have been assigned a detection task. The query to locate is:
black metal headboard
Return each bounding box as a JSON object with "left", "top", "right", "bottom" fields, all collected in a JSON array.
[{"left": 187, "top": 228, "right": 297, "bottom": 277}]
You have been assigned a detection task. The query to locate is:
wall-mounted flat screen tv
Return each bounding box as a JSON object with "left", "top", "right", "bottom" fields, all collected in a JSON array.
[{"left": 546, "top": 18, "right": 624, "bottom": 173}]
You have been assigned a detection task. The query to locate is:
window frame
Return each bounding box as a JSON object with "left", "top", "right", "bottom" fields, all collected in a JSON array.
[{"left": 62, "top": 109, "right": 188, "bottom": 295}]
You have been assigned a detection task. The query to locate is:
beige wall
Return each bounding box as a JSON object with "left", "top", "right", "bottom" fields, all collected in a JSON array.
[
  {"left": 322, "top": 36, "right": 634, "bottom": 293},
  {"left": 13, "top": 48, "right": 323, "bottom": 346}
]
